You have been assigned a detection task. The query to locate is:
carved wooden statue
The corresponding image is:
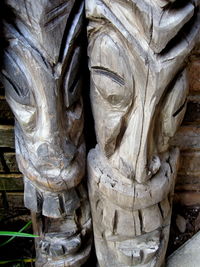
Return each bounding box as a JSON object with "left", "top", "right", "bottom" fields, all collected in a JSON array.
[
  {"left": 86, "top": 0, "right": 200, "bottom": 266},
  {"left": 1, "top": 1, "right": 92, "bottom": 266}
]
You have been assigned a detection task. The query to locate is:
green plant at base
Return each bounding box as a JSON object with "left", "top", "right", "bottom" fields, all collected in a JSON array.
[
  {"left": 0, "top": 220, "right": 38, "bottom": 247},
  {"left": 0, "top": 220, "right": 38, "bottom": 265}
]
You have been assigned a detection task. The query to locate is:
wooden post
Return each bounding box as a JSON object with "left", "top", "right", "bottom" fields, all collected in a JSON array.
[
  {"left": 1, "top": 1, "right": 92, "bottom": 266},
  {"left": 86, "top": 0, "right": 200, "bottom": 266}
]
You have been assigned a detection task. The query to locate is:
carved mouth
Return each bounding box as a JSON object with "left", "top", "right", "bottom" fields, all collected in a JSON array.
[
  {"left": 87, "top": 146, "right": 179, "bottom": 265},
  {"left": 88, "top": 146, "right": 178, "bottom": 210},
  {"left": 113, "top": 230, "right": 163, "bottom": 266},
  {"left": 17, "top": 141, "right": 85, "bottom": 193}
]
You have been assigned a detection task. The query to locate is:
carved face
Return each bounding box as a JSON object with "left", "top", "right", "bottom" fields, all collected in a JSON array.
[
  {"left": 87, "top": 0, "right": 198, "bottom": 266},
  {"left": 2, "top": 5, "right": 85, "bottom": 192},
  {"left": 89, "top": 16, "right": 188, "bottom": 184}
]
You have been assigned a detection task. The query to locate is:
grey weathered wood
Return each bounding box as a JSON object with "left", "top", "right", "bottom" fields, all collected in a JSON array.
[
  {"left": 86, "top": 0, "right": 200, "bottom": 266},
  {"left": 1, "top": 1, "right": 92, "bottom": 266}
]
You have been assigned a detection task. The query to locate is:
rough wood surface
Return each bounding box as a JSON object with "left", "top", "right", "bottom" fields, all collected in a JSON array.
[
  {"left": 1, "top": 1, "right": 92, "bottom": 266},
  {"left": 86, "top": 0, "right": 200, "bottom": 266}
]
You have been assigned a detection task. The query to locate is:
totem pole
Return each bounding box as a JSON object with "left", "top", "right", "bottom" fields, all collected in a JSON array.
[
  {"left": 1, "top": 1, "right": 92, "bottom": 266},
  {"left": 86, "top": 0, "right": 200, "bottom": 266}
]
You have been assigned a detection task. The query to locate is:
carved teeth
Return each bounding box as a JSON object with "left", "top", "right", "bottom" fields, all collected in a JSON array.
[{"left": 87, "top": 147, "right": 177, "bottom": 265}]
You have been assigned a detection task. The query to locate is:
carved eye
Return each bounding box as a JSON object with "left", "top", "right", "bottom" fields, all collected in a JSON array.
[
  {"left": 2, "top": 51, "right": 36, "bottom": 132},
  {"left": 90, "top": 33, "right": 133, "bottom": 108},
  {"left": 2, "top": 51, "right": 31, "bottom": 105},
  {"left": 162, "top": 69, "right": 188, "bottom": 137},
  {"left": 107, "top": 94, "right": 124, "bottom": 105},
  {"left": 158, "top": 69, "right": 188, "bottom": 153},
  {"left": 91, "top": 67, "right": 132, "bottom": 108}
]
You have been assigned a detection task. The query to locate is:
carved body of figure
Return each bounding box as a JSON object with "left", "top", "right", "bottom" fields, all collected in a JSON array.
[
  {"left": 1, "top": 1, "right": 91, "bottom": 266},
  {"left": 86, "top": 0, "right": 200, "bottom": 266}
]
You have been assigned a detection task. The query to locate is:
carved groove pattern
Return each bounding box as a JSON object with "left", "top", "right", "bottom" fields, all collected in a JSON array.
[
  {"left": 1, "top": 1, "right": 92, "bottom": 266},
  {"left": 86, "top": 0, "right": 200, "bottom": 266}
]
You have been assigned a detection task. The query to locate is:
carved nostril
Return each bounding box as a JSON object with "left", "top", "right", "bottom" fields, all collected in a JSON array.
[{"left": 37, "top": 143, "right": 49, "bottom": 158}]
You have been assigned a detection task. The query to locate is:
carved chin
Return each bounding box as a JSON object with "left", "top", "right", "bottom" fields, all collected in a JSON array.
[{"left": 16, "top": 142, "right": 85, "bottom": 193}]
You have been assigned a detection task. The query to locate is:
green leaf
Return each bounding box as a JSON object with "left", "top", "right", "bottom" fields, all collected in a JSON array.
[
  {"left": 0, "top": 221, "right": 37, "bottom": 247},
  {"left": 0, "top": 231, "right": 38, "bottom": 238}
]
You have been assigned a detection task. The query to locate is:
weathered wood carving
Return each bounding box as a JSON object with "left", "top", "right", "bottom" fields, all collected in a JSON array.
[
  {"left": 1, "top": 1, "right": 92, "bottom": 266},
  {"left": 86, "top": 0, "right": 200, "bottom": 266}
]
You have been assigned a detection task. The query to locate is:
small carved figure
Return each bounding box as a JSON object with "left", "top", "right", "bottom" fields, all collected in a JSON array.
[
  {"left": 1, "top": 1, "right": 92, "bottom": 266},
  {"left": 86, "top": 0, "right": 200, "bottom": 266}
]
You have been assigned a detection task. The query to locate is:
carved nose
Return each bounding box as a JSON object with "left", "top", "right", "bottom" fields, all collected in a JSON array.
[
  {"left": 36, "top": 143, "right": 63, "bottom": 170},
  {"left": 36, "top": 142, "right": 76, "bottom": 163}
]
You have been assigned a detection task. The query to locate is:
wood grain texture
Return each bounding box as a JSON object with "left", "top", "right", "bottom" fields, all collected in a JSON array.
[
  {"left": 1, "top": 1, "right": 92, "bottom": 266},
  {"left": 86, "top": 0, "right": 200, "bottom": 266}
]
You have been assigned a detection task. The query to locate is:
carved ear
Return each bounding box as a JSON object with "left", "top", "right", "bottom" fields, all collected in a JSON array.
[{"left": 158, "top": 69, "right": 189, "bottom": 152}]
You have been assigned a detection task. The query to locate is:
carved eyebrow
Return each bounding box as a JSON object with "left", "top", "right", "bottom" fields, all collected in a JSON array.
[{"left": 91, "top": 66, "right": 125, "bottom": 86}]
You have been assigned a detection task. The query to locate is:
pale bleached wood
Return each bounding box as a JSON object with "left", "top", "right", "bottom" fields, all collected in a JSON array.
[
  {"left": 86, "top": 0, "right": 200, "bottom": 266},
  {"left": 1, "top": 1, "right": 92, "bottom": 266}
]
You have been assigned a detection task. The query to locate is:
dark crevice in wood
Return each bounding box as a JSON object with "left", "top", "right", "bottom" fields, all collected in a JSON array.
[
  {"left": 43, "top": 2, "right": 69, "bottom": 28},
  {"left": 68, "top": 64, "right": 82, "bottom": 94},
  {"left": 173, "top": 99, "right": 187, "bottom": 117},
  {"left": 58, "top": 194, "right": 65, "bottom": 215},
  {"left": 58, "top": 1, "right": 83, "bottom": 63},
  {"left": 158, "top": 202, "right": 164, "bottom": 219},
  {"left": 164, "top": 0, "right": 193, "bottom": 11},
  {"left": 138, "top": 210, "right": 143, "bottom": 234},
  {"left": 160, "top": 7, "right": 199, "bottom": 55},
  {"left": 112, "top": 210, "right": 118, "bottom": 234},
  {"left": 166, "top": 156, "right": 173, "bottom": 174}
]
